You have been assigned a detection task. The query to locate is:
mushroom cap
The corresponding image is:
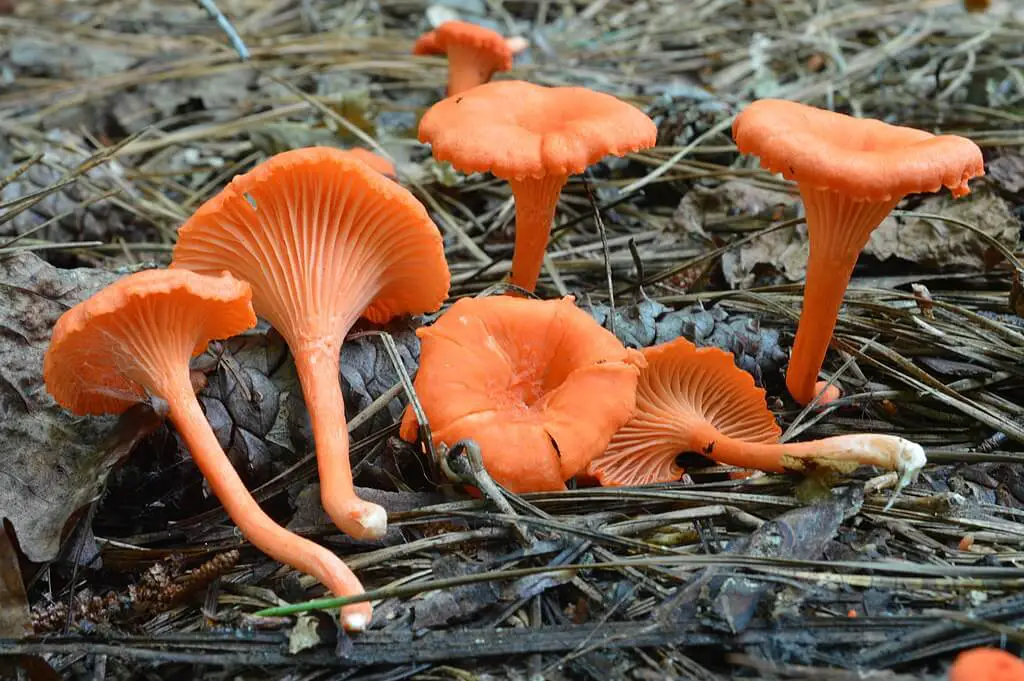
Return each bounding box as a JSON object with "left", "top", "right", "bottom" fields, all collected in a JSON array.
[
  {"left": 413, "top": 21, "right": 513, "bottom": 71},
  {"left": 336, "top": 148, "right": 397, "bottom": 177},
  {"left": 732, "top": 99, "right": 984, "bottom": 201},
  {"left": 171, "top": 147, "right": 449, "bottom": 341},
  {"left": 418, "top": 80, "right": 657, "bottom": 181},
  {"left": 950, "top": 648, "right": 1024, "bottom": 681},
  {"left": 44, "top": 269, "right": 256, "bottom": 417},
  {"left": 400, "top": 295, "right": 643, "bottom": 493},
  {"left": 587, "top": 337, "right": 781, "bottom": 487}
]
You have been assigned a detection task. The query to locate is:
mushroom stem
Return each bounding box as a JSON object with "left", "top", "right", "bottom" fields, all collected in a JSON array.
[
  {"left": 292, "top": 342, "right": 387, "bottom": 541},
  {"left": 787, "top": 187, "right": 899, "bottom": 405},
  {"left": 162, "top": 372, "right": 371, "bottom": 631},
  {"left": 693, "top": 426, "right": 926, "bottom": 489},
  {"left": 445, "top": 44, "right": 499, "bottom": 96},
  {"left": 508, "top": 175, "right": 568, "bottom": 292}
]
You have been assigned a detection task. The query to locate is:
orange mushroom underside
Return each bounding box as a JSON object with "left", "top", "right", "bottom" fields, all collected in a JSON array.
[
  {"left": 172, "top": 147, "right": 449, "bottom": 540},
  {"left": 588, "top": 337, "right": 926, "bottom": 489},
  {"left": 43, "top": 269, "right": 372, "bottom": 631}
]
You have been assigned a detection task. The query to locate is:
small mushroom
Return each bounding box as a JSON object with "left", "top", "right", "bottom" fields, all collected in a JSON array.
[
  {"left": 43, "top": 269, "right": 372, "bottom": 631},
  {"left": 419, "top": 80, "right": 657, "bottom": 292},
  {"left": 732, "top": 100, "right": 984, "bottom": 405},
  {"left": 399, "top": 295, "right": 644, "bottom": 492},
  {"left": 171, "top": 148, "right": 450, "bottom": 540},
  {"left": 412, "top": 20, "right": 522, "bottom": 95},
  {"left": 587, "top": 338, "right": 926, "bottom": 490},
  {"left": 950, "top": 648, "right": 1024, "bottom": 681}
]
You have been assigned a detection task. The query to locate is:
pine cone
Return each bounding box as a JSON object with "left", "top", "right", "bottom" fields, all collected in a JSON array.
[
  {"left": 647, "top": 92, "right": 736, "bottom": 166},
  {"left": 587, "top": 299, "right": 787, "bottom": 387},
  {"left": 104, "top": 319, "right": 422, "bottom": 533}
]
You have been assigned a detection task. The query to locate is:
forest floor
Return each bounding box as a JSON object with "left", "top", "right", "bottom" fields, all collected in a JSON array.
[{"left": 1, "top": 0, "right": 1024, "bottom": 679}]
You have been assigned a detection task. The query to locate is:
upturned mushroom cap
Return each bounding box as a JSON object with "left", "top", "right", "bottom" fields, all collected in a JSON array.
[
  {"left": 44, "top": 268, "right": 256, "bottom": 416},
  {"left": 172, "top": 147, "right": 448, "bottom": 542},
  {"left": 43, "top": 268, "right": 374, "bottom": 631},
  {"left": 732, "top": 99, "right": 985, "bottom": 201},
  {"left": 171, "top": 147, "right": 449, "bottom": 332},
  {"left": 588, "top": 338, "right": 780, "bottom": 486},
  {"left": 400, "top": 295, "right": 644, "bottom": 493},
  {"left": 950, "top": 648, "right": 1024, "bottom": 681},
  {"left": 418, "top": 80, "right": 657, "bottom": 181}
]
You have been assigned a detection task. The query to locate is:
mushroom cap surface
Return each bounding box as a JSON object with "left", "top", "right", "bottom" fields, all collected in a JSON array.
[
  {"left": 950, "top": 648, "right": 1024, "bottom": 681},
  {"left": 171, "top": 147, "right": 449, "bottom": 336},
  {"left": 588, "top": 337, "right": 780, "bottom": 487},
  {"left": 400, "top": 295, "right": 643, "bottom": 492},
  {"left": 337, "top": 148, "right": 397, "bottom": 177},
  {"left": 732, "top": 99, "right": 984, "bottom": 201},
  {"left": 44, "top": 269, "right": 256, "bottom": 416},
  {"left": 418, "top": 80, "right": 657, "bottom": 180}
]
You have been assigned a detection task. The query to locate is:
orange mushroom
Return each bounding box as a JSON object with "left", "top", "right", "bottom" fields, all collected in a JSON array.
[
  {"left": 732, "top": 100, "right": 984, "bottom": 405},
  {"left": 587, "top": 337, "right": 926, "bottom": 489},
  {"left": 337, "top": 148, "right": 397, "bottom": 177},
  {"left": 412, "top": 20, "right": 521, "bottom": 95},
  {"left": 43, "top": 269, "right": 372, "bottom": 631},
  {"left": 171, "top": 148, "right": 450, "bottom": 540},
  {"left": 950, "top": 648, "right": 1024, "bottom": 681},
  {"left": 418, "top": 80, "right": 656, "bottom": 292},
  {"left": 399, "top": 295, "right": 644, "bottom": 492}
]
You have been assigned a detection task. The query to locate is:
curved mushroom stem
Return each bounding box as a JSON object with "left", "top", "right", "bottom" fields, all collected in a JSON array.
[
  {"left": 445, "top": 44, "right": 500, "bottom": 96},
  {"left": 692, "top": 426, "right": 926, "bottom": 490},
  {"left": 508, "top": 175, "right": 568, "bottom": 292},
  {"left": 786, "top": 187, "right": 899, "bottom": 405},
  {"left": 292, "top": 342, "right": 388, "bottom": 541},
  {"left": 163, "top": 373, "right": 371, "bottom": 631}
]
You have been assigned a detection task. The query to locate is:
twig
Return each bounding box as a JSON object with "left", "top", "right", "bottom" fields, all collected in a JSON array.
[
  {"left": 582, "top": 174, "right": 616, "bottom": 338},
  {"left": 195, "top": 0, "right": 251, "bottom": 61}
]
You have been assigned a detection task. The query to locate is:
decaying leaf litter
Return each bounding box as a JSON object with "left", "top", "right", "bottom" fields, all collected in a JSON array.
[{"left": 0, "top": 0, "right": 1022, "bottom": 677}]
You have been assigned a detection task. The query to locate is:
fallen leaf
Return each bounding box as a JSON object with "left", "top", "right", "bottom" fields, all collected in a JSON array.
[
  {"left": 411, "top": 555, "right": 502, "bottom": 628},
  {"left": 0, "top": 526, "right": 30, "bottom": 637},
  {"left": 711, "top": 185, "right": 1017, "bottom": 287},
  {"left": 987, "top": 150, "right": 1024, "bottom": 194},
  {"left": 0, "top": 253, "right": 162, "bottom": 562},
  {"left": 867, "top": 189, "right": 1018, "bottom": 270},
  {"left": 288, "top": 614, "right": 322, "bottom": 654},
  {"left": 658, "top": 487, "right": 863, "bottom": 633},
  {"left": 672, "top": 180, "right": 797, "bottom": 241}
]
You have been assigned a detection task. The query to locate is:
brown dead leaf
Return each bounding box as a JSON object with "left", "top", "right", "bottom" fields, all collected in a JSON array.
[
  {"left": 672, "top": 180, "right": 797, "bottom": 241},
  {"left": 866, "top": 188, "right": 1018, "bottom": 269},
  {"left": 0, "top": 526, "right": 29, "bottom": 637},
  {"left": 0, "top": 527, "right": 58, "bottom": 680},
  {"left": 711, "top": 185, "right": 1016, "bottom": 288},
  {"left": 0, "top": 253, "right": 162, "bottom": 562},
  {"left": 987, "top": 151, "right": 1024, "bottom": 194}
]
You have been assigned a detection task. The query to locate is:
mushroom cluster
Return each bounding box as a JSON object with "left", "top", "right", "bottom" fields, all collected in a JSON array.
[{"left": 42, "top": 21, "right": 990, "bottom": 637}]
